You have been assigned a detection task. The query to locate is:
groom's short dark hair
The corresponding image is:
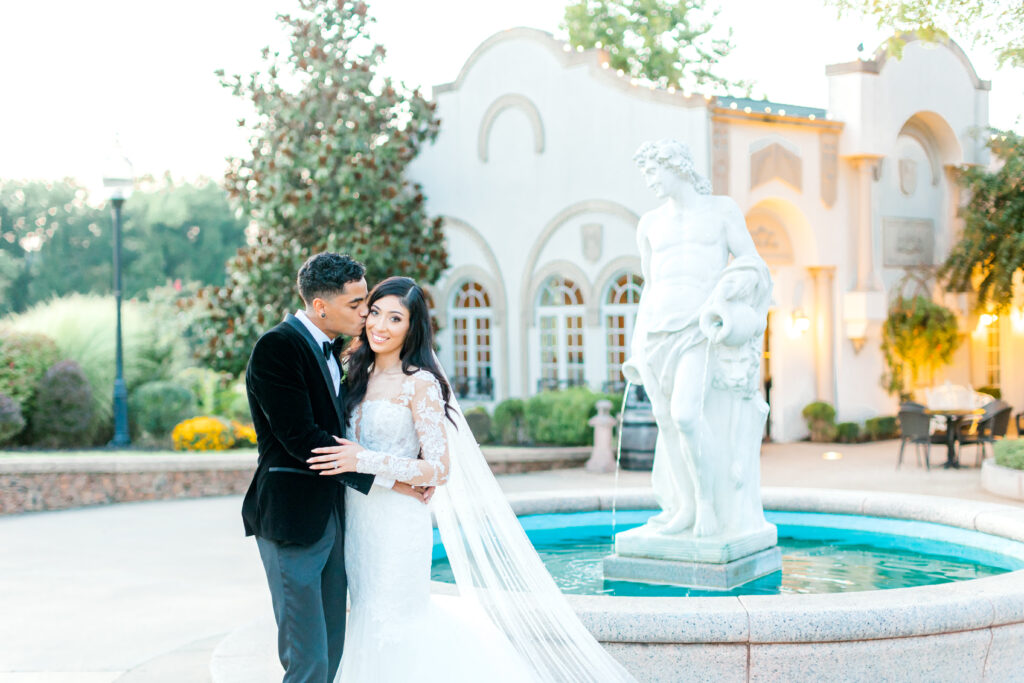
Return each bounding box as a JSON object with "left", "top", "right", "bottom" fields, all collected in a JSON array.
[{"left": 297, "top": 252, "right": 366, "bottom": 304}]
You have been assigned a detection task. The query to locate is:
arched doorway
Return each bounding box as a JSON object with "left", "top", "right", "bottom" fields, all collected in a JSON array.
[{"left": 744, "top": 201, "right": 813, "bottom": 442}]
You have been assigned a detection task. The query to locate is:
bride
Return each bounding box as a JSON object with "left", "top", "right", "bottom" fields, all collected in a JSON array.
[{"left": 307, "top": 276, "right": 635, "bottom": 682}]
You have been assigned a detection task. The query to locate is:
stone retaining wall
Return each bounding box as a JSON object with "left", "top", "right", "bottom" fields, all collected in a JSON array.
[
  {"left": 0, "top": 446, "right": 590, "bottom": 515},
  {"left": 0, "top": 453, "right": 257, "bottom": 515}
]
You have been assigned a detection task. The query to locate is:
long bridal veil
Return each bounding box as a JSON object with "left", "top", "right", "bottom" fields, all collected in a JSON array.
[{"left": 430, "top": 384, "right": 635, "bottom": 682}]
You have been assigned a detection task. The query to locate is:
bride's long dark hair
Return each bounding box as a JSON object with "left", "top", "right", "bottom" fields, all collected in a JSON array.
[{"left": 343, "top": 276, "right": 455, "bottom": 425}]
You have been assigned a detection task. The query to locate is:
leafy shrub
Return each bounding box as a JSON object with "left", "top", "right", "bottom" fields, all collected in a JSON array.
[
  {"left": 0, "top": 393, "right": 26, "bottom": 445},
  {"left": 977, "top": 386, "right": 1002, "bottom": 400},
  {"left": 864, "top": 416, "right": 899, "bottom": 440},
  {"left": 0, "top": 329, "right": 60, "bottom": 419},
  {"left": 175, "top": 367, "right": 250, "bottom": 421},
  {"left": 881, "top": 296, "right": 960, "bottom": 399},
  {"left": 465, "top": 406, "right": 492, "bottom": 444},
  {"left": 5, "top": 293, "right": 189, "bottom": 440},
  {"left": 171, "top": 416, "right": 235, "bottom": 451},
  {"left": 30, "top": 361, "right": 95, "bottom": 448},
  {"left": 802, "top": 401, "right": 837, "bottom": 442},
  {"left": 994, "top": 439, "right": 1024, "bottom": 471},
  {"left": 130, "top": 381, "right": 197, "bottom": 439},
  {"left": 836, "top": 422, "right": 861, "bottom": 443},
  {"left": 525, "top": 387, "right": 622, "bottom": 446},
  {"left": 491, "top": 398, "right": 526, "bottom": 445}
]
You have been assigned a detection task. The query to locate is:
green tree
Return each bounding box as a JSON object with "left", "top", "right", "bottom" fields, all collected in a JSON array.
[
  {"left": 824, "top": 0, "right": 1024, "bottom": 68},
  {"left": 562, "top": 0, "right": 750, "bottom": 94},
  {"left": 187, "top": 0, "right": 446, "bottom": 374},
  {"left": 121, "top": 176, "right": 248, "bottom": 295},
  {"left": 881, "top": 296, "right": 962, "bottom": 399},
  {"left": 940, "top": 131, "right": 1024, "bottom": 310},
  {"left": 0, "top": 179, "right": 107, "bottom": 314},
  {"left": 0, "top": 177, "right": 247, "bottom": 313}
]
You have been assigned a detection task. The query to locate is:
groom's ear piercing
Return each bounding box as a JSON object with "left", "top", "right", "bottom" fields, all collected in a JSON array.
[{"left": 320, "top": 312, "right": 326, "bottom": 318}]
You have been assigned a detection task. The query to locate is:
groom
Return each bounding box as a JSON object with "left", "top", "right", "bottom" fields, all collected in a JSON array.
[{"left": 242, "top": 252, "right": 425, "bottom": 682}]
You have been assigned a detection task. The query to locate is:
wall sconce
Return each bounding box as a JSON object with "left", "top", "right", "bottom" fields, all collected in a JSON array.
[
  {"left": 789, "top": 308, "right": 810, "bottom": 337},
  {"left": 845, "top": 318, "right": 868, "bottom": 353},
  {"left": 974, "top": 311, "right": 1000, "bottom": 337}
]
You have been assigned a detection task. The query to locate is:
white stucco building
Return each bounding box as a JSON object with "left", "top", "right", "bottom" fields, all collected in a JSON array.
[{"left": 408, "top": 28, "right": 1001, "bottom": 442}]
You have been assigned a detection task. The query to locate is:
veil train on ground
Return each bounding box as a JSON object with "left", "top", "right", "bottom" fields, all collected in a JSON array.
[{"left": 431, "top": 357, "right": 635, "bottom": 682}]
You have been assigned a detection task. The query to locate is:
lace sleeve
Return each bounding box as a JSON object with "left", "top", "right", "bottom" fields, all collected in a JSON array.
[{"left": 355, "top": 374, "right": 450, "bottom": 487}]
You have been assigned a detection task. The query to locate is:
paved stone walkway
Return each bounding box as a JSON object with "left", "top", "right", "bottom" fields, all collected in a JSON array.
[{"left": 0, "top": 439, "right": 1018, "bottom": 681}]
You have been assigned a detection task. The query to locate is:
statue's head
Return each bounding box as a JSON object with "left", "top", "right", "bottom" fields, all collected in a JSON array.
[{"left": 633, "top": 139, "right": 712, "bottom": 196}]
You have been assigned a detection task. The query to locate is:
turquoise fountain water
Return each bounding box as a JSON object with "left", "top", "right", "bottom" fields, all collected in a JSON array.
[{"left": 431, "top": 509, "right": 1024, "bottom": 597}]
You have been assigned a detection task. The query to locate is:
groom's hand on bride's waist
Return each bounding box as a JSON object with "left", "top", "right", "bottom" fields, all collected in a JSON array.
[{"left": 308, "top": 436, "right": 363, "bottom": 474}]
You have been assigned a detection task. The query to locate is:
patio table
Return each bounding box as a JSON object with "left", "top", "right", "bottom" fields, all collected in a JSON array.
[{"left": 924, "top": 407, "right": 984, "bottom": 469}]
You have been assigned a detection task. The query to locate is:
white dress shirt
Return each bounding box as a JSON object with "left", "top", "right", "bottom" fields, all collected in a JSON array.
[{"left": 295, "top": 310, "right": 393, "bottom": 490}]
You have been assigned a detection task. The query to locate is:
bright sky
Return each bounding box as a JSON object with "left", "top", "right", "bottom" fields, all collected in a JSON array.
[{"left": 1, "top": 0, "right": 1020, "bottom": 185}]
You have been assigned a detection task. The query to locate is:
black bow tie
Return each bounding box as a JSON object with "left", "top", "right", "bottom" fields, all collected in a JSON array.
[{"left": 322, "top": 338, "right": 344, "bottom": 359}]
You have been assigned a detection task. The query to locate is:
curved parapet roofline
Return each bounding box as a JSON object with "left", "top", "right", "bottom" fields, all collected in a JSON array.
[
  {"left": 433, "top": 26, "right": 709, "bottom": 108},
  {"left": 825, "top": 32, "right": 991, "bottom": 91},
  {"left": 435, "top": 27, "right": 593, "bottom": 95}
]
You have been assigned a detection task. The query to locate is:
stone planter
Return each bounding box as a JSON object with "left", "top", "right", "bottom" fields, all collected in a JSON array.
[{"left": 981, "top": 459, "right": 1024, "bottom": 501}]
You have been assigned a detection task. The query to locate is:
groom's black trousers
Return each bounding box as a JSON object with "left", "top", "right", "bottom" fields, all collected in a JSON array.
[{"left": 256, "top": 507, "right": 346, "bottom": 683}]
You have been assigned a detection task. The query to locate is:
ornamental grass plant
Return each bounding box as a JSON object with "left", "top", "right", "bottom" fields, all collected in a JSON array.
[{"left": 4, "top": 293, "right": 189, "bottom": 440}]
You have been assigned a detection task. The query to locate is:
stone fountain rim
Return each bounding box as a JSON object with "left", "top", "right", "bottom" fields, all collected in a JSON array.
[{"left": 432, "top": 486, "right": 1024, "bottom": 645}]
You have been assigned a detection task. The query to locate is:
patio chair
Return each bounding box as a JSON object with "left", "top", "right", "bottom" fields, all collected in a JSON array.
[
  {"left": 957, "top": 401, "right": 1012, "bottom": 466},
  {"left": 897, "top": 409, "right": 933, "bottom": 470},
  {"left": 1015, "top": 411, "right": 1024, "bottom": 437},
  {"left": 902, "top": 400, "right": 952, "bottom": 443}
]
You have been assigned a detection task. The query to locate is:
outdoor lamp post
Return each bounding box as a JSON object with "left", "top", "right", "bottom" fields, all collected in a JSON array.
[{"left": 102, "top": 145, "right": 134, "bottom": 448}]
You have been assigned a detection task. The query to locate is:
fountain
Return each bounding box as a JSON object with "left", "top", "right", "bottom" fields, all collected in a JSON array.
[{"left": 420, "top": 489, "right": 1024, "bottom": 681}]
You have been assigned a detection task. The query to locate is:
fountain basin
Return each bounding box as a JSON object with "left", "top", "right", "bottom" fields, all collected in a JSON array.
[{"left": 433, "top": 488, "right": 1024, "bottom": 682}]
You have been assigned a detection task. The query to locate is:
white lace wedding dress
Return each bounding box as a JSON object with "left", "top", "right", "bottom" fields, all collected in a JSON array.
[{"left": 336, "top": 369, "right": 533, "bottom": 682}]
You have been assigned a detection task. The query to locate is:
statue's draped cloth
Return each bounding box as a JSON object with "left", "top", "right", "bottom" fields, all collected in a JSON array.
[{"left": 641, "top": 255, "right": 771, "bottom": 398}]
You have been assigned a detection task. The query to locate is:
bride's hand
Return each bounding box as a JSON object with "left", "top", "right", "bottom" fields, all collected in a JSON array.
[{"left": 308, "top": 437, "right": 363, "bottom": 475}]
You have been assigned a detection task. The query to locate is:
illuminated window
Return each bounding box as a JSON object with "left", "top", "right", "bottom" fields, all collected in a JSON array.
[{"left": 987, "top": 320, "right": 1001, "bottom": 388}]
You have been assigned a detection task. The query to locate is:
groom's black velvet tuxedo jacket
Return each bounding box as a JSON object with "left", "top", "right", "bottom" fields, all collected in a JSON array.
[{"left": 242, "top": 315, "right": 374, "bottom": 546}]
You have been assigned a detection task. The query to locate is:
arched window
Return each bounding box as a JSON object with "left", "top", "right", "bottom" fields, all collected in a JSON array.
[
  {"left": 450, "top": 281, "right": 494, "bottom": 399},
  {"left": 536, "top": 276, "right": 585, "bottom": 391},
  {"left": 602, "top": 273, "right": 643, "bottom": 390}
]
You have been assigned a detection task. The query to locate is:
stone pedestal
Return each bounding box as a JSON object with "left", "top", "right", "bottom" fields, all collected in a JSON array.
[{"left": 603, "top": 523, "right": 782, "bottom": 590}]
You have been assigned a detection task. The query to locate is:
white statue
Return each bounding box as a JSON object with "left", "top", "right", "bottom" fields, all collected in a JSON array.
[{"left": 622, "top": 139, "right": 773, "bottom": 541}]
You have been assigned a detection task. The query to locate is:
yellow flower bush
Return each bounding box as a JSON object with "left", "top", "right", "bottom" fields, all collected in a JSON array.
[
  {"left": 172, "top": 416, "right": 235, "bottom": 451},
  {"left": 231, "top": 420, "right": 258, "bottom": 447}
]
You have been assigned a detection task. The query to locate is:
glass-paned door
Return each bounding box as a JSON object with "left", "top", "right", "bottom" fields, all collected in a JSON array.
[
  {"left": 450, "top": 281, "right": 494, "bottom": 399},
  {"left": 602, "top": 273, "right": 643, "bottom": 390},
  {"left": 536, "top": 276, "right": 586, "bottom": 391}
]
